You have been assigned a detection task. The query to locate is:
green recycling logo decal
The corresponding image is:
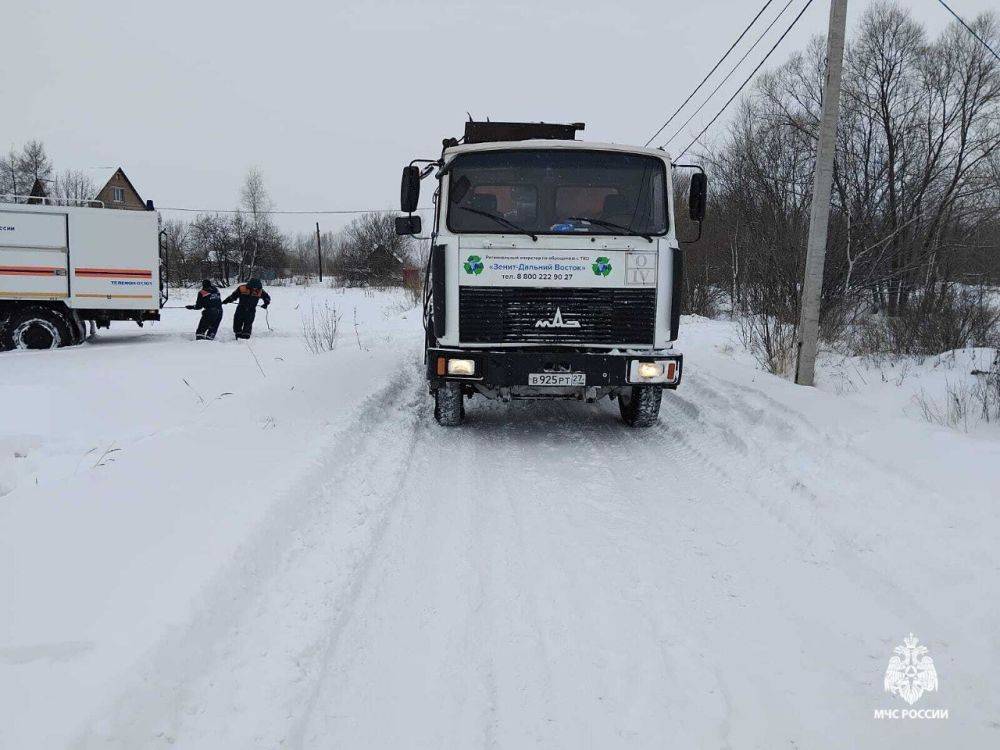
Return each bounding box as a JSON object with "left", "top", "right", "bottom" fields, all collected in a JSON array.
[
  {"left": 592, "top": 256, "right": 613, "bottom": 277},
  {"left": 464, "top": 254, "right": 484, "bottom": 275}
]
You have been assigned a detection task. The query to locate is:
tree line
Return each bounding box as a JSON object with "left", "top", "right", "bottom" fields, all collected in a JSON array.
[
  {"left": 163, "top": 171, "right": 420, "bottom": 287},
  {"left": 679, "top": 0, "right": 1000, "bottom": 368},
  {"left": 1, "top": 140, "right": 103, "bottom": 204}
]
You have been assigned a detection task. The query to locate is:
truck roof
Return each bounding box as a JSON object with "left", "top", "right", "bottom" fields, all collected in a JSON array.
[
  {"left": 442, "top": 139, "right": 674, "bottom": 162},
  {"left": 0, "top": 200, "right": 159, "bottom": 218}
]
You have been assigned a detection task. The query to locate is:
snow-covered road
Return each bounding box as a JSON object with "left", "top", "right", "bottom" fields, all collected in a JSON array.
[{"left": 3, "top": 288, "right": 999, "bottom": 748}]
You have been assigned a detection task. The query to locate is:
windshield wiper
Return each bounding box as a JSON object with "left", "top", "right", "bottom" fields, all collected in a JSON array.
[
  {"left": 567, "top": 216, "right": 654, "bottom": 243},
  {"left": 454, "top": 205, "right": 538, "bottom": 241}
]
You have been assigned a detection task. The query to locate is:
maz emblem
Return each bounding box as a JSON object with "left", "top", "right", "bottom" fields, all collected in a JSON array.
[{"left": 535, "top": 307, "right": 581, "bottom": 329}]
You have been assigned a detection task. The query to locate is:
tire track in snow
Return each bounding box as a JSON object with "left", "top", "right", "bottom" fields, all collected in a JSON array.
[
  {"left": 456, "top": 399, "right": 735, "bottom": 747},
  {"left": 455, "top": 397, "right": 755, "bottom": 748},
  {"left": 680, "top": 370, "right": 969, "bottom": 628},
  {"left": 291, "top": 402, "right": 491, "bottom": 747},
  {"left": 294, "top": 397, "right": 706, "bottom": 747},
  {"left": 284, "top": 386, "right": 427, "bottom": 750},
  {"left": 75, "top": 357, "right": 426, "bottom": 749},
  {"left": 593, "top": 391, "right": 849, "bottom": 743},
  {"left": 541, "top": 382, "right": 948, "bottom": 744},
  {"left": 668, "top": 373, "right": 940, "bottom": 634},
  {"left": 467, "top": 403, "right": 597, "bottom": 745}
]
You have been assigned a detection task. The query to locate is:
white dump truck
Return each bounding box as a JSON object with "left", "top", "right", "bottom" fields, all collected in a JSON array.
[
  {"left": 396, "top": 121, "right": 706, "bottom": 427},
  {"left": 0, "top": 200, "right": 164, "bottom": 351}
]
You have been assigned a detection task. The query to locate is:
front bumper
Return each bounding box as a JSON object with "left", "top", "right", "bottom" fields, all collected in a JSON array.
[{"left": 427, "top": 347, "right": 683, "bottom": 389}]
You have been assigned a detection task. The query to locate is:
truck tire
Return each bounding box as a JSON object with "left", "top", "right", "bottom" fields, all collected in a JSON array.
[
  {"left": 0, "top": 306, "right": 72, "bottom": 351},
  {"left": 67, "top": 311, "right": 87, "bottom": 346},
  {"left": 618, "top": 385, "right": 662, "bottom": 428},
  {"left": 434, "top": 382, "right": 465, "bottom": 426}
]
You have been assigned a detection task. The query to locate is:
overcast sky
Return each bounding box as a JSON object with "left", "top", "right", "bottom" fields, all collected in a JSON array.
[{"left": 5, "top": 0, "right": 996, "bottom": 235}]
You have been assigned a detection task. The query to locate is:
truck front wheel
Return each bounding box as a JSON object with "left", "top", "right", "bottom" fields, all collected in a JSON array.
[
  {"left": 618, "top": 386, "right": 662, "bottom": 428},
  {"left": 434, "top": 382, "right": 465, "bottom": 426},
  {"left": 0, "top": 306, "right": 72, "bottom": 351}
]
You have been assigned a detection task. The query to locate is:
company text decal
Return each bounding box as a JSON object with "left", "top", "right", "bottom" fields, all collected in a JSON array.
[{"left": 460, "top": 250, "right": 656, "bottom": 288}]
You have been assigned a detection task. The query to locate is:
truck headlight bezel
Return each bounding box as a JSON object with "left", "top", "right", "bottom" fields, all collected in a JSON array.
[{"left": 628, "top": 358, "right": 679, "bottom": 385}]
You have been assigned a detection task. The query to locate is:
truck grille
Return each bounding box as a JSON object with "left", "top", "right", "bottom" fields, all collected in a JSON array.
[{"left": 459, "top": 287, "right": 656, "bottom": 345}]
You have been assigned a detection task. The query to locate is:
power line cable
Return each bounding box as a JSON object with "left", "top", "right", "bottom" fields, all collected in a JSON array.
[
  {"left": 935, "top": 0, "right": 1000, "bottom": 62},
  {"left": 675, "top": 0, "right": 817, "bottom": 160},
  {"left": 644, "top": 0, "right": 777, "bottom": 147},
  {"left": 662, "top": 0, "right": 798, "bottom": 150}
]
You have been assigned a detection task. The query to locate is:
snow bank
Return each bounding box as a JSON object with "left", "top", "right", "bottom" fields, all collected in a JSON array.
[{"left": 818, "top": 346, "right": 1000, "bottom": 437}]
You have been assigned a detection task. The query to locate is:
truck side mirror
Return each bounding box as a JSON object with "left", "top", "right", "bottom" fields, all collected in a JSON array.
[
  {"left": 401, "top": 166, "right": 421, "bottom": 213},
  {"left": 689, "top": 172, "right": 707, "bottom": 222},
  {"left": 395, "top": 215, "right": 422, "bottom": 236}
]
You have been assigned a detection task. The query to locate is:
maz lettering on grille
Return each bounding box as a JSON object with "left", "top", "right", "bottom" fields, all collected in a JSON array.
[{"left": 535, "top": 307, "right": 581, "bottom": 329}]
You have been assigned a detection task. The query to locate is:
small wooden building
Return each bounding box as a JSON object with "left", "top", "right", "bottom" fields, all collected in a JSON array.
[{"left": 92, "top": 167, "right": 146, "bottom": 210}]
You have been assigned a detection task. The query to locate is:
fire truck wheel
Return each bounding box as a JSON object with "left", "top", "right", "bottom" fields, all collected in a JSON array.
[
  {"left": 67, "top": 312, "right": 87, "bottom": 345},
  {"left": 434, "top": 382, "right": 465, "bottom": 426},
  {"left": 0, "top": 306, "right": 73, "bottom": 351},
  {"left": 618, "top": 385, "right": 663, "bottom": 428}
]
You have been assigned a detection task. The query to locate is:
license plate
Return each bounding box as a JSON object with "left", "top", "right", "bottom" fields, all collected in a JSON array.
[{"left": 528, "top": 372, "right": 586, "bottom": 386}]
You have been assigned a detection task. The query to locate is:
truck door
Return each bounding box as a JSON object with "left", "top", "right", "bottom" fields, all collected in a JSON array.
[{"left": 0, "top": 209, "right": 70, "bottom": 301}]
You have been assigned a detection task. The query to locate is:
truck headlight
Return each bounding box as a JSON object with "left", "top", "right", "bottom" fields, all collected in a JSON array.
[
  {"left": 637, "top": 362, "right": 664, "bottom": 379},
  {"left": 446, "top": 358, "right": 476, "bottom": 376},
  {"left": 628, "top": 359, "right": 679, "bottom": 384}
]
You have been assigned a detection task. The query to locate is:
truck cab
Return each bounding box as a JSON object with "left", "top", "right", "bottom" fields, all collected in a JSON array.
[{"left": 397, "top": 121, "right": 706, "bottom": 426}]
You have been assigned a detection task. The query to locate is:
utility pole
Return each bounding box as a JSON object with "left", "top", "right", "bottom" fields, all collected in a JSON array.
[
  {"left": 794, "top": 0, "right": 848, "bottom": 386},
  {"left": 315, "top": 222, "right": 323, "bottom": 282}
]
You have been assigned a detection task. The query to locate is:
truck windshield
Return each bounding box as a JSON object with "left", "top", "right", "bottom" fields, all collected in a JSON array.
[{"left": 445, "top": 149, "right": 668, "bottom": 238}]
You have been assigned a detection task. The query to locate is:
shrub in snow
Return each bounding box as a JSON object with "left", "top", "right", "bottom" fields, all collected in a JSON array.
[{"left": 301, "top": 302, "right": 340, "bottom": 354}]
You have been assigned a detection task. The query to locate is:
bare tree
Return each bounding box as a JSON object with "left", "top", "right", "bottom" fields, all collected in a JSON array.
[
  {"left": 288, "top": 227, "right": 343, "bottom": 278},
  {"left": 160, "top": 219, "right": 191, "bottom": 283},
  {"left": 16, "top": 141, "right": 53, "bottom": 191},
  {"left": 53, "top": 169, "right": 98, "bottom": 205},
  {"left": 124, "top": 167, "right": 290, "bottom": 286},
  {"left": 239, "top": 166, "right": 273, "bottom": 219},
  {"left": 188, "top": 213, "right": 237, "bottom": 285},
  {"left": 0, "top": 141, "right": 56, "bottom": 202},
  {"left": 1, "top": 149, "right": 18, "bottom": 198},
  {"left": 697, "top": 1, "right": 1000, "bottom": 359},
  {"left": 238, "top": 167, "right": 275, "bottom": 278},
  {"left": 332, "top": 212, "right": 414, "bottom": 286}
]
